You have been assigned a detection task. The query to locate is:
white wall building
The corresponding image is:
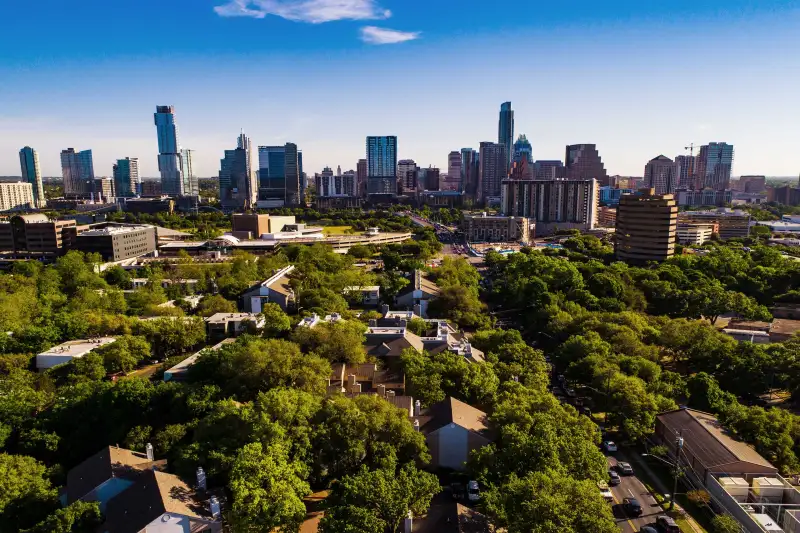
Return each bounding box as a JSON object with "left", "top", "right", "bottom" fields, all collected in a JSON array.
[
  {"left": 37, "top": 337, "right": 117, "bottom": 370},
  {"left": 0, "top": 182, "right": 35, "bottom": 211}
]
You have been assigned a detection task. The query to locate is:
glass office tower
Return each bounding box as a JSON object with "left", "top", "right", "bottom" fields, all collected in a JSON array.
[
  {"left": 498, "top": 102, "right": 514, "bottom": 173},
  {"left": 19, "top": 146, "right": 45, "bottom": 208}
]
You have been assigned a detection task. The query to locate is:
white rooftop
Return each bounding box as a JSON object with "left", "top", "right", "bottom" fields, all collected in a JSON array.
[
  {"left": 79, "top": 225, "right": 152, "bottom": 236},
  {"left": 205, "top": 312, "right": 262, "bottom": 324}
]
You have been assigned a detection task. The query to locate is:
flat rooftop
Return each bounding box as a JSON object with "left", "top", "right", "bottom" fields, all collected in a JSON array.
[
  {"left": 205, "top": 312, "right": 261, "bottom": 324},
  {"left": 78, "top": 226, "right": 152, "bottom": 237},
  {"left": 39, "top": 337, "right": 117, "bottom": 357}
]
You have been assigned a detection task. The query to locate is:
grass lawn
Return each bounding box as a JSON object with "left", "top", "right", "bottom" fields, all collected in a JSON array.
[{"left": 322, "top": 225, "right": 354, "bottom": 235}]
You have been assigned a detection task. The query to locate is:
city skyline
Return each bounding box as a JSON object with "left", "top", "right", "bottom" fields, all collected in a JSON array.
[{"left": 0, "top": 1, "right": 798, "bottom": 177}]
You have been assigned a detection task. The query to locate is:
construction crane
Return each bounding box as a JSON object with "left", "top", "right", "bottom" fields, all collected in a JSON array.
[{"left": 684, "top": 143, "right": 698, "bottom": 189}]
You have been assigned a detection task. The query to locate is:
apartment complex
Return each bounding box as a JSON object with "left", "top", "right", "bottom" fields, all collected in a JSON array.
[
  {"left": 18, "top": 146, "right": 45, "bottom": 208},
  {"left": 366, "top": 136, "right": 398, "bottom": 196},
  {"left": 615, "top": 189, "right": 678, "bottom": 263},
  {"left": 478, "top": 142, "right": 506, "bottom": 203},
  {"left": 0, "top": 182, "right": 35, "bottom": 211},
  {"left": 501, "top": 177, "right": 597, "bottom": 235},
  {"left": 462, "top": 214, "right": 532, "bottom": 244}
]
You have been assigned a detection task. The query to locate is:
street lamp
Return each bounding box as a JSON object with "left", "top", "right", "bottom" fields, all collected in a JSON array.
[{"left": 642, "top": 435, "right": 684, "bottom": 511}]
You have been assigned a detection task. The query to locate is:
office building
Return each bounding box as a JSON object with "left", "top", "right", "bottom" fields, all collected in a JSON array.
[
  {"left": 598, "top": 206, "right": 617, "bottom": 227},
  {"left": 284, "top": 142, "right": 301, "bottom": 206},
  {"left": 18, "top": 147, "right": 44, "bottom": 208},
  {"left": 219, "top": 147, "right": 250, "bottom": 211},
  {"left": 236, "top": 133, "right": 258, "bottom": 207},
  {"left": 61, "top": 148, "right": 95, "bottom": 197},
  {"left": 679, "top": 208, "right": 750, "bottom": 240},
  {"left": 356, "top": 159, "right": 368, "bottom": 198},
  {"left": 599, "top": 186, "right": 635, "bottom": 206},
  {"left": 644, "top": 155, "right": 679, "bottom": 195},
  {"left": 446, "top": 152, "right": 462, "bottom": 191},
  {"left": 677, "top": 223, "right": 715, "bottom": 246},
  {"left": 509, "top": 158, "right": 534, "bottom": 180},
  {"left": 423, "top": 167, "right": 440, "bottom": 191},
  {"left": 154, "top": 105, "right": 184, "bottom": 195},
  {"left": 124, "top": 197, "right": 174, "bottom": 214},
  {"left": 74, "top": 225, "right": 156, "bottom": 261},
  {"left": 534, "top": 160, "right": 564, "bottom": 180},
  {"left": 113, "top": 157, "right": 140, "bottom": 198},
  {"left": 462, "top": 213, "right": 531, "bottom": 244},
  {"left": 737, "top": 176, "right": 766, "bottom": 194},
  {"left": 615, "top": 189, "right": 678, "bottom": 263},
  {"left": 565, "top": 144, "right": 607, "bottom": 185},
  {"left": 479, "top": 142, "right": 507, "bottom": 203},
  {"left": 397, "top": 159, "right": 417, "bottom": 193},
  {"left": 0, "top": 214, "right": 77, "bottom": 258},
  {"left": 140, "top": 180, "right": 161, "bottom": 197},
  {"left": 180, "top": 149, "right": 197, "bottom": 196},
  {"left": 498, "top": 102, "right": 514, "bottom": 173},
  {"left": 94, "top": 178, "right": 114, "bottom": 202},
  {"left": 366, "top": 136, "right": 397, "bottom": 196},
  {"left": 315, "top": 166, "right": 358, "bottom": 199},
  {"left": 0, "top": 182, "right": 35, "bottom": 211},
  {"left": 513, "top": 134, "right": 533, "bottom": 164},
  {"left": 675, "top": 155, "right": 697, "bottom": 189},
  {"left": 460, "top": 148, "right": 479, "bottom": 197},
  {"left": 257, "top": 146, "right": 286, "bottom": 205},
  {"left": 676, "top": 189, "right": 733, "bottom": 207},
  {"left": 697, "top": 142, "right": 734, "bottom": 191},
  {"left": 501, "top": 177, "right": 598, "bottom": 235}
]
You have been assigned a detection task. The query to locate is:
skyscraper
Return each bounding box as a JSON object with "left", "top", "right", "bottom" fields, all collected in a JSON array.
[
  {"left": 154, "top": 105, "right": 183, "bottom": 196},
  {"left": 219, "top": 147, "right": 250, "bottom": 211},
  {"left": 513, "top": 134, "right": 533, "bottom": 164},
  {"left": 284, "top": 143, "right": 301, "bottom": 206},
  {"left": 697, "top": 142, "right": 734, "bottom": 191},
  {"left": 501, "top": 178, "right": 598, "bottom": 235},
  {"left": 460, "top": 148, "right": 479, "bottom": 197},
  {"left": 643, "top": 155, "right": 679, "bottom": 195},
  {"left": 60, "top": 148, "right": 95, "bottom": 197},
  {"left": 397, "top": 159, "right": 417, "bottom": 193},
  {"left": 237, "top": 133, "right": 257, "bottom": 207},
  {"left": 366, "top": 136, "right": 398, "bottom": 196},
  {"left": 258, "top": 146, "right": 287, "bottom": 205},
  {"left": 498, "top": 102, "right": 514, "bottom": 173},
  {"left": 446, "top": 151, "right": 462, "bottom": 191},
  {"left": 18, "top": 146, "right": 44, "bottom": 208},
  {"left": 357, "top": 159, "right": 367, "bottom": 198},
  {"left": 424, "top": 167, "right": 441, "bottom": 191},
  {"left": 565, "top": 144, "right": 608, "bottom": 185},
  {"left": 534, "top": 160, "right": 564, "bottom": 180},
  {"left": 113, "top": 157, "right": 140, "bottom": 198},
  {"left": 675, "top": 155, "right": 697, "bottom": 189},
  {"left": 615, "top": 190, "right": 678, "bottom": 263},
  {"left": 180, "top": 149, "right": 197, "bottom": 196},
  {"left": 479, "top": 142, "right": 507, "bottom": 203}
]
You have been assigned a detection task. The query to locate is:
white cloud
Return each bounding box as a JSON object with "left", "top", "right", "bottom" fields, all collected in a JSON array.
[
  {"left": 213, "top": 0, "right": 391, "bottom": 24},
  {"left": 359, "top": 26, "right": 420, "bottom": 44}
]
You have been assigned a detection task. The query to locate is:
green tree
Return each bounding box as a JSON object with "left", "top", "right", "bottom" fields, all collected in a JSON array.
[
  {"left": 95, "top": 335, "right": 152, "bottom": 373},
  {"left": 195, "top": 294, "right": 237, "bottom": 317},
  {"left": 228, "top": 441, "right": 310, "bottom": 533},
  {"left": 321, "top": 465, "right": 440, "bottom": 533},
  {"left": 712, "top": 514, "right": 743, "bottom": 533},
  {"left": 0, "top": 453, "right": 58, "bottom": 531},
  {"left": 292, "top": 320, "right": 367, "bottom": 364},
  {"left": 261, "top": 302, "right": 293, "bottom": 338},
  {"left": 21, "top": 501, "right": 102, "bottom": 533},
  {"left": 133, "top": 317, "right": 205, "bottom": 360}
]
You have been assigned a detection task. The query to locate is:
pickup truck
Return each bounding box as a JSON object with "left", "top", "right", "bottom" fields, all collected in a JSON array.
[{"left": 597, "top": 481, "right": 614, "bottom": 503}]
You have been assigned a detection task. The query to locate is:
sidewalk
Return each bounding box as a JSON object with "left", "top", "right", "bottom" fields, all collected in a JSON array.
[{"left": 627, "top": 452, "right": 706, "bottom": 533}]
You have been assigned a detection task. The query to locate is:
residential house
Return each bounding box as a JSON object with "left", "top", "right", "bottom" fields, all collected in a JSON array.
[
  {"left": 395, "top": 270, "right": 441, "bottom": 318},
  {"left": 722, "top": 319, "right": 800, "bottom": 344},
  {"left": 241, "top": 265, "right": 296, "bottom": 313},
  {"left": 205, "top": 313, "right": 265, "bottom": 342},
  {"left": 416, "top": 397, "right": 493, "bottom": 471},
  {"left": 364, "top": 326, "right": 425, "bottom": 358}
]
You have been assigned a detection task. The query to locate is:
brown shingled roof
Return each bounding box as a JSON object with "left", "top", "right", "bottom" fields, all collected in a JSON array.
[
  {"left": 66, "top": 446, "right": 165, "bottom": 504},
  {"left": 419, "top": 397, "right": 490, "bottom": 437}
]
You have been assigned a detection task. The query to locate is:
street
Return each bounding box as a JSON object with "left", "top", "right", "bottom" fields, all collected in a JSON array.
[{"left": 608, "top": 454, "right": 665, "bottom": 533}]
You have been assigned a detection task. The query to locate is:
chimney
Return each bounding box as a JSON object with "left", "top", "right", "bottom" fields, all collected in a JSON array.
[
  {"left": 196, "top": 467, "right": 207, "bottom": 490},
  {"left": 404, "top": 511, "right": 413, "bottom": 533},
  {"left": 210, "top": 496, "right": 221, "bottom": 520},
  {"left": 387, "top": 390, "right": 396, "bottom": 399},
  {"left": 414, "top": 399, "right": 421, "bottom": 417},
  {"left": 413, "top": 419, "right": 420, "bottom": 432},
  {"left": 377, "top": 384, "right": 387, "bottom": 397},
  {"left": 145, "top": 443, "right": 154, "bottom": 461}
]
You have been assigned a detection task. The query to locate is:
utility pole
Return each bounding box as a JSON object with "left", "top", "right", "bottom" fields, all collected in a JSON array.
[{"left": 671, "top": 432, "right": 684, "bottom": 510}]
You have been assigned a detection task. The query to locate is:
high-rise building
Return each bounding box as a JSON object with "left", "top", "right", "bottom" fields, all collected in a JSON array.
[
  {"left": 397, "top": 159, "right": 417, "bottom": 193},
  {"left": 615, "top": 189, "right": 678, "bottom": 263},
  {"left": 180, "top": 149, "right": 197, "bottom": 196},
  {"left": 424, "top": 167, "right": 440, "bottom": 191},
  {"left": 675, "top": 155, "right": 697, "bottom": 189},
  {"left": 513, "top": 134, "right": 533, "bottom": 164},
  {"left": 154, "top": 105, "right": 184, "bottom": 196},
  {"left": 257, "top": 146, "right": 286, "bottom": 205},
  {"left": 284, "top": 143, "right": 301, "bottom": 206},
  {"left": 498, "top": 102, "right": 514, "bottom": 173},
  {"left": 534, "top": 160, "right": 564, "bottom": 180},
  {"left": 60, "top": 148, "right": 95, "bottom": 197},
  {"left": 447, "top": 152, "right": 462, "bottom": 192},
  {"left": 19, "top": 147, "right": 44, "bottom": 208},
  {"left": 219, "top": 147, "right": 251, "bottom": 211},
  {"left": 643, "top": 155, "right": 679, "bottom": 195},
  {"left": 316, "top": 166, "right": 335, "bottom": 197},
  {"left": 94, "top": 177, "right": 114, "bottom": 202},
  {"left": 460, "top": 148, "right": 479, "bottom": 197},
  {"left": 738, "top": 175, "right": 766, "bottom": 194},
  {"left": 0, "top": 182, "right": 35, "bottom": 211},
  {"left": 237, "top": 133, "right": 257, "bottom": 207},
  {"left": 501, "top": 178, "right": 598, "bottom": 235},
  {"left": 478, "top": 142, "right": 507, "bottom": 203},
  {"left": 113, "top": 157, "right": 140, "bottom": 198},
  {"left": 565, "top": 144, "right": 607, "bottom": 185},
  {"left": 509, "top": 158, "right": 534, "bottom": 180},
  {"left": 696, "top": 142, "right": 734, "bottom": 191},
  {"left": 357, "top": 159, "right": 367, "bottom": 198},
  {"left": 298, "top": 151, "right": 306, "bottom": 198},
  {"left": 366, "top": 136, "right": 398, "bottom": 196}
]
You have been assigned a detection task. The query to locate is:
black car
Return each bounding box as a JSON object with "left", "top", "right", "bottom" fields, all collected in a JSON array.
[
  {"left": 656, "top": 515, "right": 680, "bottom": 533},
  {"left": 623, "top": 498, "right": 643, "bottom": 517},
  {"left": 639, "top": 528, "right": 658, "bottom": 533},
  {"left": 609, "top": 470, "right": 621, "bottom": 486}
]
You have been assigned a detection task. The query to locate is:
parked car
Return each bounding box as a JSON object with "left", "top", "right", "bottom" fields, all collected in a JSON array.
[
  {"left": 467, "top": 480, "right": 480, "bottom": 502},
  {"left": 565, "top": 388, "right": 577, "bottom": 397},
  {"left": 609, "top": 470, "right": 621, "bottom": 486},
  {"left": 597, "top": 481, "right": 613, "bottom": 503},
  {"left": 656, "top": 515, "right": 680, "bottom": 533},
  {"left": 623, "top": 498, "right": 643, "bottom": 517},
  {"left": 617, "top": 462, "right": 634, "bottom": 475},
  {"left": 639, "top": 527, "right": 658, "bottom": 533},
  {"left": 602, "top": 441, "right": 618, "bottom": 453}
]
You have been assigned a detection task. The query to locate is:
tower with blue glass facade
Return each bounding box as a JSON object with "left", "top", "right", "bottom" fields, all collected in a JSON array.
[
  {"left": 154, "top": 105, "right": 184, "bottom": 195},
  {"left": 60, "top": 148, "right": 95, "bottom": 197},
  {"left": 498, "top": 102, "right": 514, "bottom": 174},
  {"left": 366, "top": 136, "right": 398, "bottom": 196},
  {"left": 19, "top": 146, "right": 45, "bottom": 208},
  {"left": 697, "top": 142, "right": 734, "bottom": 191},
  {"left": 113, "top": 157, "right": 140, "bottom": 198},
  {"left": 513, "top": 134, "right": 533, "bottom": 165}
]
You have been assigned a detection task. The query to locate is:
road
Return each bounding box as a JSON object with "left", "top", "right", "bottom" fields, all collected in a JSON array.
[{"left": 607, "top": 454, "right": 665, "bottom": 533}]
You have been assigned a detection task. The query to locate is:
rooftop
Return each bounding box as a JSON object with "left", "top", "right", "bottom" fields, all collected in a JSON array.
[
  {"left": 66, "top": 446, "right": 165, "bottom": 504},
  {"left": 418, "top": 397, "right": 490, "bottom": 436},
  {"left": 78, "top": 225, "right": 152, "bottom": 237},
  {"left": 205, "top": 312, "right": 262, "bottom": 324},
  {"left": 39, "top": 337, "right": 117, "bottom": 358}
]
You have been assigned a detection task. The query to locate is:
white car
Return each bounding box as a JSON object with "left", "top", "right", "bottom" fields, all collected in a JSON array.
[
  {"left": 597, "top": 481, "right": 614, "bottom": 503},
  {"left": 467, "top": 480, "right": 481, "bottom": 502},
  {"left": 603, "top": 441, "right": 618, "bottom": 453}
]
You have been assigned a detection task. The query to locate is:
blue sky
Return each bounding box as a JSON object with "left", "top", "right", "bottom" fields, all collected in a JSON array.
[{"left": 1, "top": 0, "right": 798, "bottom": 178}]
